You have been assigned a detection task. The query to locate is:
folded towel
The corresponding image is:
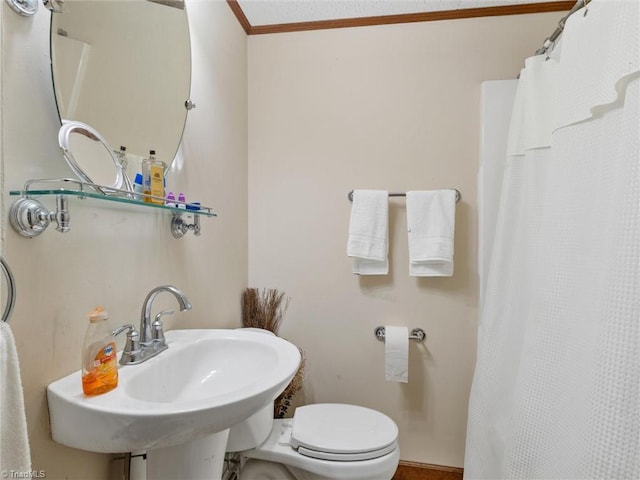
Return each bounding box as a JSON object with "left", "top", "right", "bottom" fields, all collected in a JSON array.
[
  {"left": 347, "top": 190, "right": 389, "bottom": 275},
  {"left": 406, "top": 190, "right": 456, "bottom": 277},
  {"left": 0, "top": 322, "right": 31, "bottom": 472}
]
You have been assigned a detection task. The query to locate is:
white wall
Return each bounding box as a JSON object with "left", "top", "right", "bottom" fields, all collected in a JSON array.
[
  {"left": 248, "top": 12, "right": 558, "bottom": 467},
  {"left": 1, "top": 1, "right": 247, "bottom": 478}
]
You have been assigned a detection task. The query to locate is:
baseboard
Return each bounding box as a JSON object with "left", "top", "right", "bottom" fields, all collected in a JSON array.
[{"left": 393, "top": 461, "right": 464, "bottom": 480}]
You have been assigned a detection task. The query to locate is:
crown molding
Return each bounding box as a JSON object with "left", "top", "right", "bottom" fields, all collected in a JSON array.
[{"left": 227, "top": 1, "right": 574, "bottom": 35}]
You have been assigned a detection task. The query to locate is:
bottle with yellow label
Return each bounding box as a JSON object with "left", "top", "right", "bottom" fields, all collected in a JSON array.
[
  {"left": 81, "top": 307, "right": 118, "bottom": 396},
  {"left": 142, "top": 149, "right": 166, "bottom": 205}
]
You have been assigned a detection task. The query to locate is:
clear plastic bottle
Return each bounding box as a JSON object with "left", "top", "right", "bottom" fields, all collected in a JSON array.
[
  {"left": 116, "top": 145, "right": 128, "bottom": 171},
  {"left": 81, "top": 307, "right": 118, "bottom": 396}
]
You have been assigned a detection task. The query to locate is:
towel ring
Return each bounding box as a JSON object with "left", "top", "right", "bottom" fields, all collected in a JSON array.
[{"left": 1, "top": 257, "right": 16, "bottom": 323}]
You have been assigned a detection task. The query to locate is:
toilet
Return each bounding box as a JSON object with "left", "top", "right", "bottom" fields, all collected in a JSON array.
[{"left": 227, "top": 402, "right": 400, "bottom": 480}]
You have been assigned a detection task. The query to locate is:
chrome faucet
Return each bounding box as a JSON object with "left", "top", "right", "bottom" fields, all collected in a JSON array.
[
  {"left": 114, "top": 285, "right": 191, "bottom": 365},
  {"left": 140, "top": 285, "right": 191, "bottom": 344}
]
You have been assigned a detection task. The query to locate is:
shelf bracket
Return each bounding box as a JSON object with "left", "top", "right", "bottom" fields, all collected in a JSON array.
[
  {"left": 171, "top": 213, "right": 201, "bottom": 239},
  {"left": 9, "top": 195, "right": 71, "bottom": 237}
]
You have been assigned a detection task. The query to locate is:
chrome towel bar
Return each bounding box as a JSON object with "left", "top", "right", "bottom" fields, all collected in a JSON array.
[{"left": 348, "top": 189, "right": 461, "bottom": 203}]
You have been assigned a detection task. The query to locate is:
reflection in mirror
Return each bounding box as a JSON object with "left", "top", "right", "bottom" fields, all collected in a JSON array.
[
  {"left": 50, "top": 0, "right": 191, "bottom": 171},
  {"left": 58, "top": 120, "right": 125, "bottom": 194}
]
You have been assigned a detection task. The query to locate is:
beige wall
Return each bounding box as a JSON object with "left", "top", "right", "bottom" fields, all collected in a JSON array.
[
  {"left": 1, "top": 1, "right": 247, "bottom": 478},
  {"left": 248, "top": 13, "right": 558, "bottom": 467}
]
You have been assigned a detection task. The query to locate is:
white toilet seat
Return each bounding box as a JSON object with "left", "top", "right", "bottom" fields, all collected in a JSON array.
[
  {"left": 297, "top": 441, "right": 398, "bottom": 462},
  {"left": 241, "top": 404, "right": 400, "bottom": 480},
  {"left": 290, "top": 404, "right": 398, "bottom": 461}
]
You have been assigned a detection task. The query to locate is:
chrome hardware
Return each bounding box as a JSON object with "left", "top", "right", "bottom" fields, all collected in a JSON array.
[
  {"left": 55, "top": 195, "right": 71, "bottom": 232},
  {"left": 109, "top": 288, "right": 192, "bottom": 366},
  {"left": 535, "top": 0, "right": 586, "bottom": 56},
  {"left": 9, "top": 196, "right": 70, "bottom": 237},
  {"left": 5, "top": 0, "right": 39, "bottom": 16},
  {"left": 151, "top": 309, "right": 174, "bottom": 346},
  {"left": 140, "top": 285, "right": 191, "bottom": 345},
  {"left": 348, "top": 189, "right": 461, "bottom": 203},
  {"left": 42, "top": 0, "right": 63, "bottom": 12},
  {"left": 113, "top": 324, "right": 141, "bottom": 365},
  {"left": 114, "top": 286, "right": 190, "bottom": 366},
  {"left": 171, "top": 213, "right": 201, "bottom": 238},
  {"left": 374, "top": 326, "right": 426, "bottom": 343},
  {"left": 184, "top": 99, "right": 196, "bottom": 110}
]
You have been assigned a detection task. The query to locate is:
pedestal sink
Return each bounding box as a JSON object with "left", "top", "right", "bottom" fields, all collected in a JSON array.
[{"left": 47, "top": 329, "right": 301, "bottom": 479}]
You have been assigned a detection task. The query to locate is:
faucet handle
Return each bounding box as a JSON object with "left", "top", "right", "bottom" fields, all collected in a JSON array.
[
  {"left": 152, "top": 309, "right": 174, "bottom": 345},
  {"left": 113, "top": 324, "right": 141, "bottom": 365}
]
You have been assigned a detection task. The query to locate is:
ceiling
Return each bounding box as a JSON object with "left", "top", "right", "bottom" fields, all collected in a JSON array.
[{"left": 236, "top": 0, "right": 571, "bottom": 27}]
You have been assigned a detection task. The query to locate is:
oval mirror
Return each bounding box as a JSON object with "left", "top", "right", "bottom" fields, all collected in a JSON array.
[
  {"left": 59, "top": 120, "right": 124, "bottom": 194},
  {"left": 50, "top": 0, "right": 191, "bottom": 170}
]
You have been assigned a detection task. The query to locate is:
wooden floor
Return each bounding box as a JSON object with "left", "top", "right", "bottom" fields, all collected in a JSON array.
[{"left": 392, "top": 461, "right": 464, "bottom": 480}]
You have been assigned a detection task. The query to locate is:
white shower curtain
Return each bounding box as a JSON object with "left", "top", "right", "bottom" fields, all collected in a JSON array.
[{"left": 465, "top": 1, "right": 639, "bottom": 478}]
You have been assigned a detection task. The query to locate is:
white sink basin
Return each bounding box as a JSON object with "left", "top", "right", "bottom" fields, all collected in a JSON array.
[{"left": 47, "top": 329, "right": 301, "bottom": 453}]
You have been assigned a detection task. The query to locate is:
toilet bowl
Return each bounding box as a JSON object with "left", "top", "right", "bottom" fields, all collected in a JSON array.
[{"left": 229, "top": 403, "right": 400, "bottom": 480}]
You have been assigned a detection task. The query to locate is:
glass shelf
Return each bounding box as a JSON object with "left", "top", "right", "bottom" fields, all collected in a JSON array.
[
  {"left": 9, "top": 178, "right": 215, "bottom": 239},
  {"left": 9, "top": 188, "right": 217, "bottom": 217}
]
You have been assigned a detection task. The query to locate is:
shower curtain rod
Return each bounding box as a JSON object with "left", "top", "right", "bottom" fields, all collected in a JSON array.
[{"left": 535, "top": 0, "right": 588, "bottom": 55}]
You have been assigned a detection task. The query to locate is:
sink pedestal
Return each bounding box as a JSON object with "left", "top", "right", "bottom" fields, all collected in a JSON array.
[{"left": 146, "top": 430, "right": 230, "bottom": 480}]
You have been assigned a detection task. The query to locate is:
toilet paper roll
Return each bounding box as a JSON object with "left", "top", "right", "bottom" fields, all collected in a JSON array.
[{"left": 384, "top": 326, "right": 409, "bottom": 383}]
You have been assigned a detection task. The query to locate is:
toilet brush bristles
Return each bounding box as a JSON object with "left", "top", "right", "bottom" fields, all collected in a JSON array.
[{"left": 241, "top": 288, "right": 289, "bottom": 334}]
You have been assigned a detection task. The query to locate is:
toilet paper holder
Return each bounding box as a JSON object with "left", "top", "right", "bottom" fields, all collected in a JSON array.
[{"left": 374, "top": 326, "right": 426, "bottom": 343}]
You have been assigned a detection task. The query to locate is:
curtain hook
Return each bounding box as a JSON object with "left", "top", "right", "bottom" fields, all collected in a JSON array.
[{"left": 583, "top": 0, "right": 591, "bottom": 16}]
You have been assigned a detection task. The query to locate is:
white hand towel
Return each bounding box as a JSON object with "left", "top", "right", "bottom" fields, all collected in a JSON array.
[
  {"left": 0, "top": 322, "right": 31, "bottom": 472},
  {"left": 406, "top": 190, "right": 456, "bottom": 277},
  {"left": 347, "top": 190, "right": 389, "bottom": 275}
]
